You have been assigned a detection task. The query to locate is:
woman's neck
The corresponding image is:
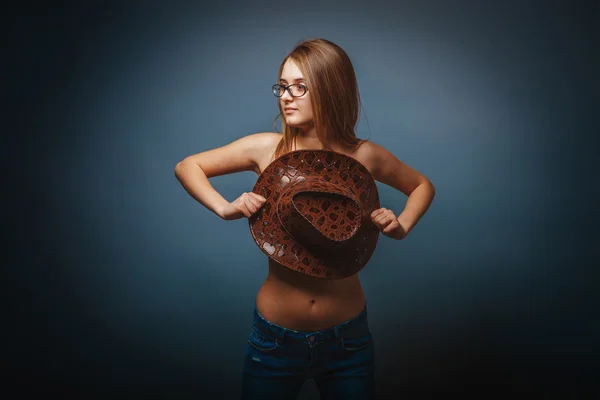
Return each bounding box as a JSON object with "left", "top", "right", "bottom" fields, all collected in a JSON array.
[{"left": 296, "top": 124, "right": 317, "bottom": 140}]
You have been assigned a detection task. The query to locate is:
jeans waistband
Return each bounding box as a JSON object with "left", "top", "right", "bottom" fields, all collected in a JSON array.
[{"left": 253, "top": 303, "right": 369, "bottom": 341}]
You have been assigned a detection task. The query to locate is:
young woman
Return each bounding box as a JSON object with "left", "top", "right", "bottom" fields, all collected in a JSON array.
[{"left": 175, "top": 38, "right": 435, "bottom": 399}]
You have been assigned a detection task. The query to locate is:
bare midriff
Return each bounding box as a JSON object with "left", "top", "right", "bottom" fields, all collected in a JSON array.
[{"left": 255, "top": 258, "right": 367, "bottom": 331}]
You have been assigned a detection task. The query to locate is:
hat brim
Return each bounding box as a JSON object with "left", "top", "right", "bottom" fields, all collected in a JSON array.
[{"left": 248, "top": 149, "right": 380, "bottom": 279}]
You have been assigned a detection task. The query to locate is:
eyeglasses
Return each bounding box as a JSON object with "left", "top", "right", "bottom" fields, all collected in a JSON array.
[{"left": 272, "top": 83, "right": 308, "bottom": 98}]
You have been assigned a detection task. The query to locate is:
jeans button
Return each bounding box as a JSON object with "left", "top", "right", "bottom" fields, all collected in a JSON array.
[{"left": 309, "top": 336, "right": 315, "bottom": 341}]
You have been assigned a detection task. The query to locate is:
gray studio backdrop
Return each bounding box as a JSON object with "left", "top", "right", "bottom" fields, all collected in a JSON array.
[{"left": 23, "top": 0, "right": 595, "bottom": 397}]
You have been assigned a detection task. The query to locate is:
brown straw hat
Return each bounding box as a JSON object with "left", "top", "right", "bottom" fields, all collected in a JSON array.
[{"left": 248, "top": 149, "right": 380, "bottom": 279}]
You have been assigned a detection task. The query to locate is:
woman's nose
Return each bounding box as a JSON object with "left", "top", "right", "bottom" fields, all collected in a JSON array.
[{"left": 280, "top": 87, "right": 293, "bottom": 101}]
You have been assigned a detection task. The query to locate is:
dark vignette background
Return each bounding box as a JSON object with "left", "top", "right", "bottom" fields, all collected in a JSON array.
[{"left": 4, "top": 0, "right": 599, "bottom": 398}]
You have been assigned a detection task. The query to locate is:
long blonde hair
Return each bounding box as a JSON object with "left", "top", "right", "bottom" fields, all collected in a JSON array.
[{"left": 273, "top": 38, "right": 368, "bottom": 159}]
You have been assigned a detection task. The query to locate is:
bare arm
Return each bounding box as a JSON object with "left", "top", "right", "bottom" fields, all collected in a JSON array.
[
  {"left": 174, "top": 132, "right": 276, "bottom": 219},
  {"left": 366, "top": 142, "right": 436, "bottom": 238}
]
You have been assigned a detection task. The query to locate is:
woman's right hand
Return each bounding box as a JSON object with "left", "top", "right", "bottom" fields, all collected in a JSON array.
[{"left": 218, "top": 192, "right": 267, "bottom": 220}]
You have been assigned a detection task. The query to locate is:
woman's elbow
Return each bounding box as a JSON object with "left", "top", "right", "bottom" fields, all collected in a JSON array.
[
  {"left": 426, "top": 179, "right": 436, "bottom": 198},
  {"left": 174, "top": 159, "right": 192, "bottom": 179}
]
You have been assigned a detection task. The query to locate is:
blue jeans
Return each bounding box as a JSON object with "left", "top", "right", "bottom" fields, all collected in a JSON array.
[{"left": 241, "top": 304, "right": 376, "bottom": 399}]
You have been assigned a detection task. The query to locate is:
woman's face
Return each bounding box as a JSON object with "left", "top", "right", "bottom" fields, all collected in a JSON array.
[{"left": 279, "top": 59, "right": 314, "bottom": 129}]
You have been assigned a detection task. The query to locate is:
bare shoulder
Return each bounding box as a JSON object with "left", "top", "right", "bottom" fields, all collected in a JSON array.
[
  {"left": 350, "top": 140, "right": 394, "bottom": 176},
  {"left": 353, "top": 140, "right": 432, "bottom": 196},
  {"left": 251, "top": 132, "right": 283, "bottom": 173},
  {"left": 239, "top": 131, "right": 281, "bottom": 162},
  {"left": 177, "top": 132, "right": 282, "bottom": 178}
]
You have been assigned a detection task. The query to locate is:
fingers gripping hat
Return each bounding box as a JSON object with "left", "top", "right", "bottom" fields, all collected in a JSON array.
[{"left": 249, "top": 149, "right": 380, "bottom": 279}]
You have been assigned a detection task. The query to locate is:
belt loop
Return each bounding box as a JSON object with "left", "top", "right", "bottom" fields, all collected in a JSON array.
[
  {"left": 333, "top": 326, "right": 341, "bottom": 339},
  {"left": 277, "top": 328, "right": 287, "bottom": 341}
]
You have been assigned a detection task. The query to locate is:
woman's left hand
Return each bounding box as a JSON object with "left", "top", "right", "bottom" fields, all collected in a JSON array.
[{"left": 370, "top": 208, "right": 407, "bottom": 240}]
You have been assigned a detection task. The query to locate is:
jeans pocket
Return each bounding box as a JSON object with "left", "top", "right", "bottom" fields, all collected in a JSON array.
[
  {"left": 340, "top": 333, "right": 373, "bottom": 351},
  {"left": 248, "top": 328, "right": 279, "bottom": 352}
]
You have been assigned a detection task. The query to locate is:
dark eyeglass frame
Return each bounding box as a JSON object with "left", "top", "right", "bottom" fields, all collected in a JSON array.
[{"left": 272, "top": 83, "right": 309, "bottom": 98}]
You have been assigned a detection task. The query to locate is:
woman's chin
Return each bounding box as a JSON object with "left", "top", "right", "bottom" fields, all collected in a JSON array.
[{"left": 285, "top": 118, "right": 307, "bottom": 128}]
